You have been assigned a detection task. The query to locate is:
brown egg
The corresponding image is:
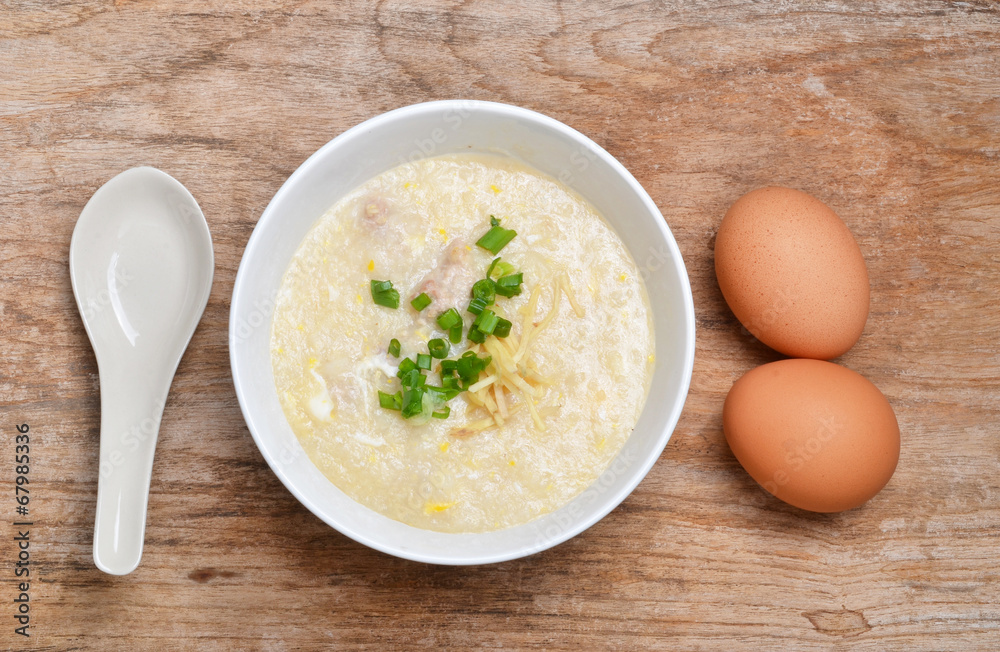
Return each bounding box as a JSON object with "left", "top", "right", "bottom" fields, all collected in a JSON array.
[
  {"left": 724, "top": 359, "right": 899, "bottom": 513},
  {"left": 715, "top": 187, "right": 870, "bottom": 359}
]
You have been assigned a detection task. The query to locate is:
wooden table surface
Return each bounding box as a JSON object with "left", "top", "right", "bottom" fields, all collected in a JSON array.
[{"left": 2, "top": 1, "right": 998, "bottom": 649}]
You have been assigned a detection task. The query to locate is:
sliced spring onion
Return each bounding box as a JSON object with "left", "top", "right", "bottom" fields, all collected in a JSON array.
[
  {"left": 400, "top": 368, "right": 425, "bottom": 388},
  {"left": 495, "top": 261, "right": 516, "bottom": 279},
  {"left": 496, "top": 272, "right": 523, "bottom": 288},
  {"left": 486, "top": 257, "right": 500, "bottom": 280},
  {"left": 436, "top": 308, "right": 462, "bottom": 331},
  {"left": 494, "top": 285, "right": 520, "bottom": 298},
  {"left": 378, "top": 390, "right": 402, "bottom": 410},
  {"left": 493, "top": 317, "right": 512, "bottom": 338},
  {"left": 456, "top": 353, "right": 479, "bottom": 381},
  {"left": 474, "top": 308, "right": 500, "bottom": 335},
  {"left": 486, "top": 256, "right": 516, "bottom": 280},
  {"left": 396, "top": 357, "right": 417, "bottom": 377},
  {"left": 467, "top": 296, "right": 488, "bottom": 315},
  {"left": 401, "top": 386, "right": 425, "bottom": 418},
  {"left": 472, "top": 279, "right": 496, "bottom": 304},
  {"left": 494, "top": 273, "right": 523, "bottom": 298},
  {"left": 370, "top": 279, "right": 400, "bottom": 309},
  {"left": 410, "top": 292, "right": 432, "bottom": 311},
  {"left": 428, "top": 338, "right": 450, "bottom": 359},
  {"left": 375, "top": 222, "right": 535, "bottom": 421},
  {"left": 476, "top": 224, "right": 517, "bottom": 255},
  {"left": 426, "top": 385, "right": 461, "bottom": 401},
  {"left": 456, "top": 351, "right": 491, "bottom": 384}
]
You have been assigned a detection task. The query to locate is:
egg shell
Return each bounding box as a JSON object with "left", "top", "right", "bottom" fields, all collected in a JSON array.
[
  {"left": 715, "top": 187, "right": 870, "bottom": 359},
  {"left": 724, "top": 358, "right": 899, "bottom": 513}
]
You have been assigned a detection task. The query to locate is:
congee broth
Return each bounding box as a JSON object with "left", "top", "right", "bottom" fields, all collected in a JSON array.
[{"left": 270, "top": 153, "right": 655, "bottom": 533}]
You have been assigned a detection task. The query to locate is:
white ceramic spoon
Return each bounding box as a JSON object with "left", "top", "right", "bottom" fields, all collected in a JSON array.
[{"left": 70, "top": 167, "right": 214, "bottom": 575}]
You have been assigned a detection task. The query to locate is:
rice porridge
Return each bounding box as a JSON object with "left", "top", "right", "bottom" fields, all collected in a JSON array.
[{"left": 270, "top": 153, "right": 655, "bottom": 533}]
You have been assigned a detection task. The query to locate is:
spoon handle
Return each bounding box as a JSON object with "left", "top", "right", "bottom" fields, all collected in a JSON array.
[{"left": 93, "top": 363, "right": 172, "bottom": 575}]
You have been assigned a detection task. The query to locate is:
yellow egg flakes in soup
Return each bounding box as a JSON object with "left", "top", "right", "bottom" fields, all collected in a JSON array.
[{"left": 270, "top": 153, "right": 655, "bottom": 533}]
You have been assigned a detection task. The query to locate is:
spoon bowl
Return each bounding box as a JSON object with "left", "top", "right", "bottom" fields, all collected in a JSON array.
[{"left": 70, "top": 167, "right": 214, "bottom": 575}]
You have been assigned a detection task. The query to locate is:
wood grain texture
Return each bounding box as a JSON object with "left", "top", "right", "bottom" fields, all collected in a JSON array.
[{"left": 1, "top": 1, "right": 998, "bottom": 649}]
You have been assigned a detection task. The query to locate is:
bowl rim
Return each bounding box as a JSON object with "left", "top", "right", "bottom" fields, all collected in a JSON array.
[{"left": 229, "top": 99, "right": 696, "bottom": 564}]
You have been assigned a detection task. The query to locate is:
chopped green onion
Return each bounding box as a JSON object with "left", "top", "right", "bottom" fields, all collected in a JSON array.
[
  {"left": 476, "top": 224, "right": 517, "bottom": 255},
  {"left": 410, "top": 292, "right": 432, "bottom": 311},
  {"left": 474, "top": 308, "right": 500, "bottom": 335},
  {"left": 400, "top": 369, "right": 425, "bottom": 388},
  {"left": 456, "top": 353, "right": 483, "bottom": 383},
  {"left": 496, "top": 272, "right": 523, "bottom": 287},
  {"left": 493, "top": 317, "right": 512, "bottom": 338},
  {"left": 370, "top": 279, "right": 400, "bottom": 309},
  {"left": 401, "top": 387, "right": 425, "bottom": 418},
  {"left": 456, "top": 351, "right": 492, "bottom": 385},
  {"left": 374, "top": 223, "right": 532, "bottom": 420},
  {"left": 436, "top": 308, "right": 462, "bottom": 331},
  {"left": 494, "top": 273, "right": 524, "bottom": 298},
  {"left": 376, "top": 292, "right": 400, "bottom": 308},
  {"left": 378, "top": 390, "right": 402, "bottom": 410},
  {"left": 496, "top": 261, "right": 516, "bottom": 279},
  {"left": 426, "top": 385, "right": 461, "bottom": 401},
  {"left": 497, "top": 272, "right": 523, "bottom": 286},
  {"left": 486, "top": 256, "right": 517, "bottom": 280},
  {"left": 486, "top": 257, "right": 500, "bottom": 279},
  {"left": 396, "top": 357, "right": 417, "bottom": 377},
  {"left": 428, "top": 338, "right": 450, "bottom": 359},
  {"left": 472, "top": 279, "right": 496, "bottom": 304},
  {"left": 467, "top": 296, "right": 488, "bottom": 315}
]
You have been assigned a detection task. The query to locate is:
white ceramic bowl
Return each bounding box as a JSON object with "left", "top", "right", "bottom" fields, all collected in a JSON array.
[{"left": 230, "top": 100, "right": 695, "bottom": 565}]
